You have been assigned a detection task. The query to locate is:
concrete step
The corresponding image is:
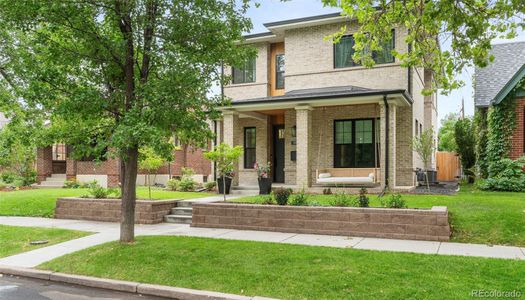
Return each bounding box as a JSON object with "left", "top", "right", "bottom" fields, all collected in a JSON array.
[
  {"left": 39, "top": 181, "right": 65, "bottom": 187},
  {"left": 176, "top": 201, "right": 193, "bottom": 208},
  {"left": 232, "top": 186, "right": 259, "bottom": 191},
  {"left": 51, "top": 174, "right": 67, "bottom": 179},
  {"left": 164, "top": 215, "right": 192, "bottom": 224},
  {"left": 230, "top": 189, "right": 258, "bottom": 195},
  {"left": 44, "top": 178, "right": 66, "bottom": 183},
  {"left": 35, "top": 184, "right": 65, "bottom": 189},
  {"left": 170, "top": 207, "right": 192, "bottom": 216}
]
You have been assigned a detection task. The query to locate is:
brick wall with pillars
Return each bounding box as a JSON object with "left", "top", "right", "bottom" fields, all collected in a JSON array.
[
  {"left": 380, "top": 103, "right": 397, "bottom": 188},
  {"left": 66, "top": 158, "right": 76, "bottom": 181},
  {"left": 222, "top": 110, "right": 240, "bottom": 186},
  {"left": 295, "top": 106, "right": 313, "bottom": 188},
  {"left": 510, "top": 98, "right": 525, "bottom": 159},
  {"left": 36, "top": 146, "right": 52, "bottom": 183}
]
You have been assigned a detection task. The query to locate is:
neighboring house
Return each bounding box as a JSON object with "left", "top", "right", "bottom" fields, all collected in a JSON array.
[
  {"left": 36, "top": 143, "right": 211, "bottom": 188},
  {"left": 215, "top": 13, "right": 438, "bottom": 190},
  {"left": 474, "top": 41, "right": 525, "bottom": 160}
]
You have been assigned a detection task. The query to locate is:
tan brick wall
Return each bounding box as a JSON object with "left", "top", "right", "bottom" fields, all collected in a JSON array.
[
  {"left": 55, "top": 198, "right": 179, "bottom": 224},
  {"left": 236, "top": 117, "right": 269, "bottom": 186},
  {"left": 192, "top": 202, "right": 450, "bottom": 242}
]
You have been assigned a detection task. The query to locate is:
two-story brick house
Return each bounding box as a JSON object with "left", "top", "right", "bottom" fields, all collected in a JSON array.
[{"left": 215, "top": 13, "right": 437, "bottom": 191}]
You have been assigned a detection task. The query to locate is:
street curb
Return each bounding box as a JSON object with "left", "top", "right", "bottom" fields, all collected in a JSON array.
[{"left": 0, "top": 265, "right": 278, "bottom": 300}]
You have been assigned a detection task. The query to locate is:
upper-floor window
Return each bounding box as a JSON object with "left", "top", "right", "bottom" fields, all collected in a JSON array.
[
  {"left": 232, "top": 57, "right": 256, "bottom": 84},
  {"left": 275, "top": 54, "right": 285, "bottom": 89},
  {"left": 334, "top": 30, "right": 395, "bottom": 68}
]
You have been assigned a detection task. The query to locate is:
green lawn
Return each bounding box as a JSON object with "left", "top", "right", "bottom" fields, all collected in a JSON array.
[
  {"left": 40, "top": 236, "right": 525, "bottom": 300},
  {"left": 0, "top": 187, "right": 213, "bottom": 218},
  {"left": 233, "top": 186, "right": 525, "bottom": 247},
  {"left": 0, "top": 225, "right": 90, "bottom": 258}
]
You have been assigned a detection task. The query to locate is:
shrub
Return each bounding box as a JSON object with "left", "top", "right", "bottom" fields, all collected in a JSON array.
[
  {"left": 309, "top": 200, "right": 321, "bottom": 206},
  {"left": 274, "top": 188, "right": 292, "bottom": 205},
  {"left": 64, "top": 180, "right": 81, "bottom": 189},
  {"left": 204, "top": 181, "right": 216, "bottom": 191},
  {"left": 1, "top": 172, "right": 17, "bottom": 184},
  {"left": 330, "top": 191, "right": 355, "bottom": 207},
  {"left": 177, "top": 177, "right": 196, "bottom": 192},
  {"left": 290, "top": 189, "right": 309, "bottom": 206},
  {"left": 260, "top": 195, "right": 275, "bottom": 205},
  {"left": 167, "top": 178, "right": 180, "bottom": 191},
  {"left": 83, "top": 181, "right": 116, "bottom": 199},
  {"left": 479, "top": 157, "right": 525, "bottom": 192},
  {"left": 357, "top": 188, "right": 369, "bottom": 207},
  {"left": 381, "top": 193, "right": 407, "bottom": 208}
]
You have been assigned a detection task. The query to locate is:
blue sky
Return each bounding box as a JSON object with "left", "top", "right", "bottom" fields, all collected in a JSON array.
[{"left": 243, "top": 0, "right": 525, "bottom": 126}]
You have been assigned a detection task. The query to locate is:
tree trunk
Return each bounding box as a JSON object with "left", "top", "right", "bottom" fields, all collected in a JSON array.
[{"left": 120, "top": 146, "right": 139, "bottom": 243}]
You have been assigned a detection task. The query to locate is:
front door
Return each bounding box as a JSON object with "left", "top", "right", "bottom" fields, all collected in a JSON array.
[{"left": 273, "top": 125, "right": 285, "bottom": 183}]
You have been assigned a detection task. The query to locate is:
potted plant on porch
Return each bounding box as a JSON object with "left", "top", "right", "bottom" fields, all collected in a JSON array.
[
  {"left": 255, "top": 162, "right": 272, "bottom": 194},
  {"left": 204, "top": 143, "right": 243, "bottom": 200}
]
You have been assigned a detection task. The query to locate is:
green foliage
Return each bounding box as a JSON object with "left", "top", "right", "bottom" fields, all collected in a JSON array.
[
  {"left": 412, "top": 128, "right": 436, "bottom": 170},
  {"left": 474, "top": 108, "right": 489, "bottom": 178},
  {"left": 203, "top": 181, "right": 216, "bottom": 191},
  {"left": 487, "top": 95, "right": 517, "bottom": 171},
  {"left": 177, "top": 178, "right": 196, "bottom": 192},
  {"left": 322, "top": 0, "right": 523, "bottom": 93},
  {"left": 357, "top": 188, "right": 369, "bottom": 208},
  {"left": 273, "top": 188, "right": 292, "bottom": 206},
  {"left": 330, "top": 191, "right": 355, "bottom": 207},
  {"left": 260, "top": 195, "right": 275, "bottom": 205},
  {"left": 454, "top": 117, "right": 476, "bottom": 181},
  {"left": 381, "top": 193, "right": 407, "bottom": 209},
  {"left": 139, "top": 148, "right": 165, "bottom": 174},
  {"left": 166, "top": 179, "right": 180, "bottom": 191},
  {"left": 290, "top": 189, "right": 309, "bottom": 206},
  {"left": 204, "top": 143, "right": 243, "bottom": 177},
  {"left": 63, "top": 180, "right": 81, "bottom": 189},
  {"left": 0, "top": 170, "right": 36, "bottom": 187},
  {"left": 479, "top": 157, "right": 525, "bottom": 192},
  {"left": 438, "top": 113, "right": 458, "bottom": 152},
  {"left": 84, "top": 181, "right": 116, "bottom": 199}
]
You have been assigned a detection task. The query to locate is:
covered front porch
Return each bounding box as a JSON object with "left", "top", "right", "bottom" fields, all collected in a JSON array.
[{"left": 218, "top": 86, "right": 415, "bottom": 191}]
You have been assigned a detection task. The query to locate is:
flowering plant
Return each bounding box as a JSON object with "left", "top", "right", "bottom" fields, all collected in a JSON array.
[{"left": 254, "top": 162, "right": 271, "bottom": 179}]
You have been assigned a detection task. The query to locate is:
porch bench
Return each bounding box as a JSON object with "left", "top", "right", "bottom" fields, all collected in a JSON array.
[{"left": 315, "top": 168, "right": 380, "bottom": 185}]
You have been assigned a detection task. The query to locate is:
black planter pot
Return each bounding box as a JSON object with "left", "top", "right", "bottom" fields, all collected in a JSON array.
[
  {"left": 258, "top": 178, "right": 272, "bottom": 195},
  {"left": 417, "top": 170, "right": 437, "bottom": 185},
  {"left": 217, "top": 176, "right": 232, "bottom": 195}
]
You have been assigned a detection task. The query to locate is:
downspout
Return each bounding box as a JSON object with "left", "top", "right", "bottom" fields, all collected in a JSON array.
[{"left": 382, "top": 94, "right": 389, "bottom": 194}]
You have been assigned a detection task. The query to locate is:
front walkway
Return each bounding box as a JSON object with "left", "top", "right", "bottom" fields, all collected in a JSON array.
[{"left": 1, "top": 216, "right": 524, "bottom": 268}]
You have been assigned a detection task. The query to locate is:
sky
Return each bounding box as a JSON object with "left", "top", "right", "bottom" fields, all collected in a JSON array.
[{"left": 242, "top": 0, "right": 525, "bottom": 127}]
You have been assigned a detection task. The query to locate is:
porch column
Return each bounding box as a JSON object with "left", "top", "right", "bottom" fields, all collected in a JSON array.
[
  {"left": 295, "top": 105, "right": 312, "bottom": 188},
  {"left": 380, "top": 102, "right": 397, "bottom": 188},
  {"left": 222, "top": 110, "right": 239, "bottom": 186},
  {"left": 36, "top": 146, "right": 52, "bottom": 183}
]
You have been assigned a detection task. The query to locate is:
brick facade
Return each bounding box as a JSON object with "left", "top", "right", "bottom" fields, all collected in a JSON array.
[
  {"left": 55, "top": 197, "right": 179, "bottom": 224},
  {"left": 192, "top": 202, "right": 450, "bottom": 242},
  {"left": 510, "top": 98, "right": 525, "bottom": 159}
]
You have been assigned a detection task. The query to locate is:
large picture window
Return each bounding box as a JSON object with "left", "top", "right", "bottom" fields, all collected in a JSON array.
[
  {"left": 334, "top": 119, "right": 377, "bottom": 168},
  {"left": 244, "top": 127, "right": 256, "bottom": 169},
  {"left": 334, "top": 30, "right": 395, "bottom": 68},
  {"left": 233, "top": 57, "right": 256, "bottom": 84}
]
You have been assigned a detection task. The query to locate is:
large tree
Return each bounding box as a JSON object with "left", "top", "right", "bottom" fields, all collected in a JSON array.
[
  {"left": 0, "top": 0, "right": 254, "bottom": 242},
  {"left": 437, "top": 113, "right": 458, "bottom": 152},
  {"left": 322, "top": 0, "right": 525, "bottom": 92}
]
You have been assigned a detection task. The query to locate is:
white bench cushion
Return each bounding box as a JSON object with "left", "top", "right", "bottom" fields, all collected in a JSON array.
[
  {"left": 317, "top": 176, "right": 374, "bottom": 184},
  {"left": 318, "top": 173, "right": 332, "bottom": 179}
]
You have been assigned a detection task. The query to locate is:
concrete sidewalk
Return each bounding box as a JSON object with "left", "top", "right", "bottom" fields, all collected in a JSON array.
[{"left": 0, "top": 216, "right": 524, "bottom": 268}]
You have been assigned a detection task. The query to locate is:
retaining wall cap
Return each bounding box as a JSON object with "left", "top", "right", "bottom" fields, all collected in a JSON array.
[
  {"left": 0, "top": 265, "right": 52, "bottom": 280},
  {"left": 137, "top": 283, "right": 261, "bottom": 300},
  {"left": 50, "top": 272, "right": 138, "bottom": 293},
  {"left": 58, "top": 197, "right": 181, "bottom": 204},
  {"left": 431, "top": 206, "right": 448, "bottom": 212}
]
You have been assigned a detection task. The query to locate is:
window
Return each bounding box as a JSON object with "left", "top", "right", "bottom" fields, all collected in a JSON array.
[
  {"left": 334, "top": 119, "right": 377, "bottom": 168},
  {"left": 275, "top": 54, "right": 285, "bottom": 89},
  {"left": 244, "top": 127, "right": 256, "bottom": 169},
  {"left": 232, "top": 57, "right": 256, "bottom": 84},
  {"left": 334, "top": 30, "right": 395, "bottom": 68}
]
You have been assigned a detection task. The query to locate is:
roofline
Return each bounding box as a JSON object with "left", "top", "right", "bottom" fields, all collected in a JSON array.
[
  {"left": 242, "top": 32, "right": 275, "bottom": 40},
  {"left": 492, "top": 63, "right": 525, "bottom": 105},
  {"left": 222, "top": 89, "right": 412, "bottom": 108},
  {"left": 263, "top": 12, "right": 344, "bottom": 28}
]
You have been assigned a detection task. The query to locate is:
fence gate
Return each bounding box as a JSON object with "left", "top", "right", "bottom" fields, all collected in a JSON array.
[{"left": 436, "top": 151, "right": 461, "bottom": 182}]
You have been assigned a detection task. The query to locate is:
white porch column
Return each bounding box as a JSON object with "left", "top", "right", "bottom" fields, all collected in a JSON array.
[
  {"left": 295, "top": 105, "right": 312, "bottom": 188},
  {"left": 380, "top": 102, "right": 397, "bottom": 188},
  {"left": 222, "top": 110, "right": 239, "bottom": 186}
]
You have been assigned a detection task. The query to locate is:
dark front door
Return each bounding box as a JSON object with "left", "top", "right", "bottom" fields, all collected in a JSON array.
[{"left": 273, "top": 125, "right": 285, "bottom": 183}]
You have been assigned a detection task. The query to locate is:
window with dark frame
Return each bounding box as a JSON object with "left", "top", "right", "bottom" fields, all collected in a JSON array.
[
  {"left": 334, "top": 30, "right": 395, "bottom": 68},
  {"left": 275, "top": 54, "right": 285, "bottom": 89},
  {"left": 244, "top": 127, "right": 256, "bottom": 169},
  {"left": 232, "top": 57, "right": 256, "bottom": 84},
  {"left": 334, "top": 119, "right": 377, "bottom": 168},
  {"left": 416, "top": 120, "right": 419, "bottom": 136}
]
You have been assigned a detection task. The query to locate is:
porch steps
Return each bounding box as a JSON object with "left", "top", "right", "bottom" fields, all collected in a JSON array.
[
  {"left": 164, "top": 201, "right": 194, "bottom": 224},
  {"left": 35, "top": 174, "right": 66, "bottom": 189}
]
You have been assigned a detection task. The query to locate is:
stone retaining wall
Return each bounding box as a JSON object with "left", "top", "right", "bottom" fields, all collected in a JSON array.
[
  {"left": 55, "top": 197, "right": 179, "bottom": 224},
  {"left": 192, "top": 203, "right": 450, "bottom": 241}
]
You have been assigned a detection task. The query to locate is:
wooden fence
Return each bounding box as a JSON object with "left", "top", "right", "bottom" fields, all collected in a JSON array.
[{"left": 436, "top": 151, "right": 461, "bottom": 182}]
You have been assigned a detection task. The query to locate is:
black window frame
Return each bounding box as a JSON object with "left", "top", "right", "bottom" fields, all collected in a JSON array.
[
  {"left": 333, "top": 118, "right": 378, "bottom": 168},
  {"left": 244, "top": 127, "right": 256, "bottom": 169},
  {"left": 275, "top": 53, "right": 285, "bottom": 90},
  {"left": 333, "top": 29, "right": 395, "bottom": 69},
  {"left": 232, "top": 57, "right": 256, "bottom": 84}
]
